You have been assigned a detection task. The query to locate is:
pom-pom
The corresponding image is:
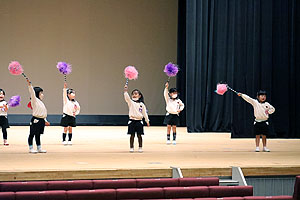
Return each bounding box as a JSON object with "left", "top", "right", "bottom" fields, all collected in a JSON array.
[
  {"left": 215, "top": 83, "right": 228, "bottom": 95},
  {"left": 8, "top": 95, "right": 21, "bottom": 107},
  {"left": 57, "top": 62, "right": 72, "bottom": 75},
  {"left": 164, "top": 62, "right": 179, "bottom": 77},
  {"left": 8, "top": 61, "right": 24, "bottom": 75},
  {"left": 124, "top": 66, "right": 138, "bottom": 80},
  {"left": 27, "top": 101, "right": 32, "bottom": 110}
]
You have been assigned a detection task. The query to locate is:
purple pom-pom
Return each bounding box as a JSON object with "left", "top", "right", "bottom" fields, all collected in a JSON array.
[
  {"left": 164, "top": 62, "right": 179, "bottom": 77},
  {"left": 124, "top": 66, "right": 138, "bottom": 80},
  {"left": 57, "top": 62, "right": 72, "bottom": 75},
  {"left": 8, "top": 61, "right": 24, "bottom": 75},
  {"left": 8, "top": 95, "right": 21, "bottom": 107}
]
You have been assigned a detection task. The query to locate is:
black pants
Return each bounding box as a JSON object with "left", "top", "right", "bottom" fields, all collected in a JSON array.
[
  {"left": 28, "top": 117, "right": 45, "bottom": 146},
  {"left": 2, "top": 128, "right": 7, "bottom": 140},
  {"left": 130, "top": 134, "right": 143, "bottom": 148}
]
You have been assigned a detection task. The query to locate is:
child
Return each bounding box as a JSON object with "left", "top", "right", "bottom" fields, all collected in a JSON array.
[
  {"left": 164, "top": 82, "right": 184, "bottom": 145},
  {"left": 27, "top": 79, "right": 50, "bottom": 153},
  {"left": 124, "top": 84, "right": 150, "bottom": 153},
  {"left": 0, "top": 89, "right": 9, "bottom": 146},
  {"left": 238, "top": 90, "right": 275, "bottom": 152},
  {"left": 60, "top": 82, "right": 80, "bottom": 145}
]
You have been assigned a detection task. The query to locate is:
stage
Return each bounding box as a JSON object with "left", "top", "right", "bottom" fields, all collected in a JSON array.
[{"left": 0, "top": 126, "right": 299, "bottom": 181}]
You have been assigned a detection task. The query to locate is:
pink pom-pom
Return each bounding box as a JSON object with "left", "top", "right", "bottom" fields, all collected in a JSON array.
[
  {"left": 8, "top": 61, "right": 24, "bottom": 75},
  {"left": 215, "top": 83, "right": 228, "bottom": 95},
  {"left": 124, "top": 66, "right": 138, "bottom": 80}
]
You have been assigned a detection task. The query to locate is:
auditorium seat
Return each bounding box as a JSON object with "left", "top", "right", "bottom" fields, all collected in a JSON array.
[
  {"left": 67, "top": 189, "right": 116, "bottom": 200},
  {"left": 116, "top": 187, "right": 164, "bottom": 200},
  {"left": 136, "top": 178, "right": 179, "bottom": 188},
  {"left": 179, "top": 177, "right": 219, "bottom": 187},
  {"left": 208, "top": 186, "right": 253, "bottom": 197},
  {"left": 0, "top": 181, "right": 48, "bottom": 192},
  {"left": 0, "top": 192, "right": 15, "bottom": 200},
  {"left": 15, "top": 190, "right": 67, "bottom": 200},
  {"left": 294, "top": 176, "right": 300, "bottom": 200},
  {"left": 244, "top": 196, "right": 293, "bottom": 200},
  {"left": 93, "top": 179, "right": 137, "bottom": 189},
  {"left": 47, "top": 180, "right": 93, "bottom": 190},
  {"left": 164, "top": 186, "right": 210, "bottom": 199}
]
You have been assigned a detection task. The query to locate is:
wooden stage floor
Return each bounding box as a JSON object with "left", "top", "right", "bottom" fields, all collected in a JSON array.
[{"left": 0, "top": 126, "right": 299, "bottom": 181}]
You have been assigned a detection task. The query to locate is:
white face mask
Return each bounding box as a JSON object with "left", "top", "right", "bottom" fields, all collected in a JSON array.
[
  {"left": 171, "top": 94, "right": 178, "bottom": 99},
  {"left": 132, "top": 97, "right": 139, "bottom": 101}
]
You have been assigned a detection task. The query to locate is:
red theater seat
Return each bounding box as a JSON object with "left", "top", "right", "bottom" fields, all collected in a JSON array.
[
  {"left": 209, "top": 186, "right": 253, "bottom": 197},
  {"left": 0, "top": 192, "right": 15, "bottom": 200},
  {"left": 93, "top": 179, "right": 136, "bottom": 189},
  {"left": 0, "top": 181, "right": 48, "bottom": 192},
  {"left": 116, "top": 187, "right": 164, "bottom": 199},
  {"left": 244, "top": 196, "right": 293, "bottom": 200},
  {"left": 15, "top": 190, "right": 67, "bottom": 200},
  {"left": 164, "top": 186, "right": 210, "bottom": 199},
  {"left": 136, "top": 178, "right": 179, "bottom": 188},
  {"left": 47, "top": 180, "right": 93, "bottom": 190},
  {"left": 179, "top": 177, "right": 219, "bottom": 187},
  {"left": 67, "top": 189, "right": 116, "bottom": 200}
]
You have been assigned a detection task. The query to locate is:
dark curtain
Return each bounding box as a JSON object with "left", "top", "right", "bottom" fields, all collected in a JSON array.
[{"left": 177, "top": 0, "right": 300, "bottom": 138}]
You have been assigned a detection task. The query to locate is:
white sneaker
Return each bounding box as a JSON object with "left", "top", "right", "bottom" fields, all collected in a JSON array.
[
  {"left": 172, "top": 140, "right": 176, "bottom": 145},
  {"left": 38, "top": 149, "right": 47, "bottom": 153},
  {"left": 29, "top": 149, "right": 38, "bottom": 154},
  {"left": 263, "top": 147, "right": 270, "bottom": 152},
  {"left": 62, "top": 141, "right": 67, "bottom": 145},
  {"left": 67, "top": 141, "right": 72, "bottom": 145},
  {"left": 166, "top": 140, "right": 171, "bottom": 145},
  {"left": 138, "top": 147, "right": 143, "bottom": 153},
  {"left": 3, "top": 140, "right": 9, "bottom": 146},
  {"left": 129, "top": 148, "right": 134, "bottom": 153},
  {"left": 255, "top": 147, "right": 260, "bottom": 152}
]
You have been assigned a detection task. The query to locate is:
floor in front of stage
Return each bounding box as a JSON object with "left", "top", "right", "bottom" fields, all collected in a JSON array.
[{"left": 0, "top": 126, "right": 299, "bottom": 181}]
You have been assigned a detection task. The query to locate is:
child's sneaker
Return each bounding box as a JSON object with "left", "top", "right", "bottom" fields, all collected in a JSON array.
[
  {"left": 129, "top": 148, "right": 134, "bottom": 153},
  {"left": 67, "top": 141, "right": 72, "bottom": 145},
  {"left": 37, "top": 149, "right": 47, "bottom": 153},
  {"left": 172, "top": 140, "right": 176, "bottom": 145},
  {"left": 255, "top": 147, "right": 260, "bottom": 152},
  {"left": 3, "top": 140, "right": 9, "bottom": 146},
  {"left": 263, "top": 147, "right": 270, "bottom": 152},
  {"left": 138, "top": 147, "right": 143, "bottom": 153},
  {"left": 62, "top": 141, "right": 67, "bottom": 145},
  {"left": 166, "top": 140, "right": 171, "bottom": 145},
  {"left": 29, "top": 149, "right": 38, "bottom": 154}
]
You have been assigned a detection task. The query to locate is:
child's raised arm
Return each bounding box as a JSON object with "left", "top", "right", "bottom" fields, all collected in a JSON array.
[
  {"left": 63, "top": 82, "right": 68, "bottom": 105},
  {"left": 164, "top": 82, "right": 169, "bottom": 102},
  {"left": 124, "top": 85, "right": 131, "bottom": 104},
  {"left": 238, "top": 93, "right": 256, "bottom": 106}
]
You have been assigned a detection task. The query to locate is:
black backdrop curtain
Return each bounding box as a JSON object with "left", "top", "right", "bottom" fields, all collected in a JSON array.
[{"left": 177, "top": 0, "right": 300, "bottom": 138}]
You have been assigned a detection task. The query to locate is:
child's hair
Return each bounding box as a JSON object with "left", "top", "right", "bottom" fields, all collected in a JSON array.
[
  {"left": 257, "top": 90, "right": 267, "bottom": 96},
  {"left": 67, "top": 88, "right": 75, "bottom": 101},
  {"left": 33, "top": 87, "right": 43, "bottom": 99},
  {"left": 169, "top": 88, "right": 177, "bottom": 93},
  {"left": 0, "top": 89, "right": 5, "bottom": 95},
  {"left": 131, "top": 89, "right": 144, "bottom": 103}
]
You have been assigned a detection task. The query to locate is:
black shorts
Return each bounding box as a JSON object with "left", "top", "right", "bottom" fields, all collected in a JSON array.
[
  {"left": 0, "top": 116, "right": 9, "bottom": 129},
  {"left": 163, "top": 114, "right": 180, "bottom": 126},
  {"left": 30, "top": 117, "right": 45, "bottom": 135},
  {"left": 60, "top": 114, "right": 76, "bottom": 127},
  {"left": 254, "top": 121, "right": 270, "bottom": 136},
  {"left": 127, "top": 119, "right": 144, "bottom": 135}
]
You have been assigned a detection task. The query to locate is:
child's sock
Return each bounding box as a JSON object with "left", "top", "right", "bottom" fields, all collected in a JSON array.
[
  {"left": 167, "top": 134, "right": 170, "bottom": 141},
  {"left": 173, "top": 132, "right": 176, "bottom": 141},
  {"left": 68, "top": 133, "right": 72, "bottom": 141},
  {"left": 62, "top": 133, "right": 67, "bottom": 141},
  {"left": 29, "top": 145, "right": 33, "bottom": 150}
]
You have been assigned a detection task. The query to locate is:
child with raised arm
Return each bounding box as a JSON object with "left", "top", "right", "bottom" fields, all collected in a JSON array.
[
  {"left": 238, "top": 90, "right": 275, "bottom": 152},
  {"left": 124, "top": 84, "right": 150, "bottom": 153}
]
